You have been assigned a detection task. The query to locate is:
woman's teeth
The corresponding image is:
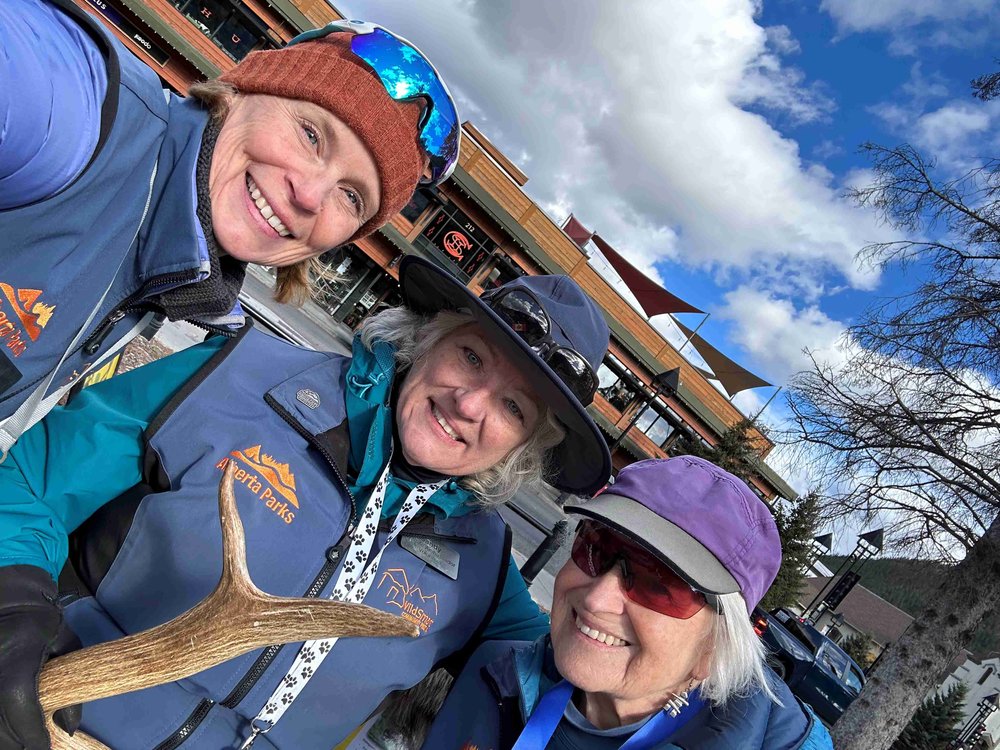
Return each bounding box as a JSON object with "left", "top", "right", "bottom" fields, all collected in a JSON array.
[
  {"left": 246, "top": 176, "right": 291, "bottom": 237},
  {"left": 432, "top": 404, "right": 462, "bottom": 442},
  {"left": 575, "top": 616, "right": 629, "bottom": 647}
]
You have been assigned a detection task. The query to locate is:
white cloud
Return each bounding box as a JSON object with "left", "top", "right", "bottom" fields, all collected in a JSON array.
[
  {"left": 821, "top": 0, "right": 998, "bottom": 55},
  {"left": 339, "top": 0, "right": 890, "bottom": 302},
  {"left": 717, "top": 287, "right": 849, "bottom": 383},
  {"left": 872, "top": 97, "right": 1000, "bottom": 172}
]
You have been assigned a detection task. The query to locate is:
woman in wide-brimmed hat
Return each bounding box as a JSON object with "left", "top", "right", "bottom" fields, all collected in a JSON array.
[{"left": 0, "top": 254, "right": 612, "bottom": 749}]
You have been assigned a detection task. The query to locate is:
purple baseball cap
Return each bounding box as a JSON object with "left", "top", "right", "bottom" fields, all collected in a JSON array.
[{"left": 564, "top": 456, "right": 782, "bottom": 613}]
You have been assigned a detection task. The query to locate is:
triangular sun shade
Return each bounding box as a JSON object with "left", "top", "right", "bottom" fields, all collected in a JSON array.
[
  {"left": 590, "top": 234, "right": 704, "bottom": 317},
  {"left": 673, "top": 319, "right": 771, "bottom": 396}
]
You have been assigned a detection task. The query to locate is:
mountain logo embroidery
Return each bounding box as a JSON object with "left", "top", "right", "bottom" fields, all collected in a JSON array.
[
  {"left": 0, "top": 283, "right": 56, "bottom": 357},
  {"left": 216, "top": 445, "right": 298, "bottom": 524},
  {"left": 377, "top": 567, "right": 438, "bottom": 633}
]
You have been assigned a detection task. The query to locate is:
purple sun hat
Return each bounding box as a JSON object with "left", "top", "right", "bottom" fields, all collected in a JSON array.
[{"left": 565, "top": 456, "right": 782, "bottom": 613}]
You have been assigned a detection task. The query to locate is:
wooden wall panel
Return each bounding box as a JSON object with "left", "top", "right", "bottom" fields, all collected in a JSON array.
[
  {"left": 522, "top": 212, "right": 586, "bottom": 272},
  {"left": 467, "top": 159, "right": 533, "bottom": 219}
]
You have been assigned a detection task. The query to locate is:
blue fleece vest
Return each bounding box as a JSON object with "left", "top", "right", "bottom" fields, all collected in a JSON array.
[
  {"left": 423, "top": 637, "right": 835, "bottom": 750},
  {"left": 0, "top": 0, "right": 214, "bottom": 420},
  {"left": 62, "top": 327, "right": 509, "bottom": 749}
]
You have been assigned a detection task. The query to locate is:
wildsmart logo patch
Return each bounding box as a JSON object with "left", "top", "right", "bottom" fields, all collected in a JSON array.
[
  {"left": 0, "top": 283, "right": 56, "bottom": 357},
  {"left": 377, "top": 567, "right": 438, "bottom": 633},
  {"left": 216, "top": 444, "right": 298, "bottom": 524}
]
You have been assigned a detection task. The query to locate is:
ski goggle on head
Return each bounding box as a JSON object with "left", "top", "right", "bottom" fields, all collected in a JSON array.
[{"left": 288, "top": 20, "right": 460, "bottom": 186}]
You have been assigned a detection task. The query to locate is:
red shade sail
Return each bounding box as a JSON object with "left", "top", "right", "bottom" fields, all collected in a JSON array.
[
  {"left": 562, "top": 214, "right": 595, "bottom": 249},
  {"left": 590, "top": 233, "right": 704, "bottom": 317},
  {"left": 673, "top": 319, "right": 772, "bottom": 396}
]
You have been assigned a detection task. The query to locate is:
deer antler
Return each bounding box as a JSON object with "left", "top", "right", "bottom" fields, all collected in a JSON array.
[{"left": 39, "top": 462, "right": 417, "bottom": 749}]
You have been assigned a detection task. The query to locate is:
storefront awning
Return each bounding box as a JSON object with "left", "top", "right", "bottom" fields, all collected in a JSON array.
[
  {"left": 117, "top": 0, "right": 221, "bottom": 78},
  {"left": 448, "top": 167, "right": 564, "bottom": 275},
  {"left": 263, "top": 0, "right": 316, "bottom": 33}
]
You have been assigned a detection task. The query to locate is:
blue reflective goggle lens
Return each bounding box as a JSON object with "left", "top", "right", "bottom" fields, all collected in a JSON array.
[{"left": 348, "top": 29, "right": 459, "bottom": 185}]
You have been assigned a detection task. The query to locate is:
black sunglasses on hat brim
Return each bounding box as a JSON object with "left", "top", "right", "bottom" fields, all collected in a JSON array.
[{"left": 400, "top": 256, "right": 612, "bottom": 496}]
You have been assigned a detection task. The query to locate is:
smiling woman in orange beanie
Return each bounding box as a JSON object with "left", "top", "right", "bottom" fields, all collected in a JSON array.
[{"left": 0, "top": 4, "right": 459, "bottom": 453}]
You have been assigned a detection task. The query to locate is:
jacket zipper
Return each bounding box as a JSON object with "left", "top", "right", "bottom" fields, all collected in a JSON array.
[
  {"left": 81, "top": 270, "right": 199, "bottom": 354},
  {"left": 152, "top": 699, "right": 215, "bottom": 750},
  {"left": 219, "top": 541, "right": 348, "bottom": 709},
  {"left": 154, "top": 397, "right": 359, "bottom": 747},
  {"left": 0, "top": 270, "right": 199, "bottom": 407}
]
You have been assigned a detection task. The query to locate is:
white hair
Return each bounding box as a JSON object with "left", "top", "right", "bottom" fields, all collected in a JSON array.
[
  {"left": 698, "top": 593, "right": 783, "bottom": 707},
  {"left": 359, "top": 306, "right": 566, "bottom": 506}
]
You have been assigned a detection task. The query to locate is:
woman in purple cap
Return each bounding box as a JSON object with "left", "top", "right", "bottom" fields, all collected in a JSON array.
[{"left": 422, "top": 456, "right": 835, "bottom": 750}]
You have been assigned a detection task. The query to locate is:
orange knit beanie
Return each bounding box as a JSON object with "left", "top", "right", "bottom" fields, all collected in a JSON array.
[{"left": 221, "top": 34, "right": 425, "bottom": 242}]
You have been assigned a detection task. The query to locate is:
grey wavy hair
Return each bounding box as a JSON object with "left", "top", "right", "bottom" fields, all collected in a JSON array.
[
  {"left": 698, "top": 592, "right": 783, "bottom": 707},
  {"left": 359, "top": 306, "right": 567, "bottom": 506}
]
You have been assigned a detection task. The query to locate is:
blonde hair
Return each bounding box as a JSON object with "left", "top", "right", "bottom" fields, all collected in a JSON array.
[
  {"left": 360, "top": 306, "right": 566, "bottom": 505},
  {"left": 187, "top": 78, "right": 330, "bottom": 305}
]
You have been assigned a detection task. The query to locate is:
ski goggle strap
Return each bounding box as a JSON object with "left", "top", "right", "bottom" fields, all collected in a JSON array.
[{"left": 288, "top": 20, "right": 460, "bottom": 185}]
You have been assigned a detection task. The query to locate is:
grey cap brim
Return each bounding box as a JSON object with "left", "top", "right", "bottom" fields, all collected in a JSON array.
[
  {"left": 400, "top": 256, "right": 612, "bottom": 495},
  {"left": 566, "top": 493, "right": 740, "bottom": 596}
]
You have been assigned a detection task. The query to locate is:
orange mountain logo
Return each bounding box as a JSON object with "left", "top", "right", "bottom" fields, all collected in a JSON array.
[
  {"left": 0, "top": 282, "right": 56, "bottom": 357},
  {"left": 216, "top": 444, "right": 298, "bottom": 524},
  {"left": 377, "top": 567, "right": 438, "bottom": 633}
]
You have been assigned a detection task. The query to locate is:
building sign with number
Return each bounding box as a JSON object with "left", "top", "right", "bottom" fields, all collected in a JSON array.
[{"left": 421, "top": 206, "right": 496, "bottom": 278}]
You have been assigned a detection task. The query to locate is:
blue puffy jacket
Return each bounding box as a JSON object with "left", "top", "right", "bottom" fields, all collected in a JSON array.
[{"left": 0, "top": 0, "right": 240, "bottom": 428}]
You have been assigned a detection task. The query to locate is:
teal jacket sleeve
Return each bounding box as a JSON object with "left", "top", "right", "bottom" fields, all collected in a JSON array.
[
  {"left": 480, "top": 554, "right": 551, "bottom": 642},
  {"left": 0, "top": 338, "right": 224, "bottom": 580}
]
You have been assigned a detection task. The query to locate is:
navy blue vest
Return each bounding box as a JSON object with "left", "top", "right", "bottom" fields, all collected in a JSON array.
[
  {"left": 63, "top": 327, "right": 510, "bottom": 749},
  {"left": 0, "top": 0, "right": 214, "bottom": 420}
]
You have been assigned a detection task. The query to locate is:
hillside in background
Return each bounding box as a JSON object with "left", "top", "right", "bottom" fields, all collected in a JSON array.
[{"left": 820, "top": 556, "right": 999, "bottom": 658}]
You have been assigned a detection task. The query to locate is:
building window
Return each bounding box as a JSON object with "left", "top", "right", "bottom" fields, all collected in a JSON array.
[
  {"left": 645, "top": 415, "right": 676, "bottom": 447},
  {"left": 597, "top": 355, "right": 642, "bottom": 413},
  {"left": 979, "top": 667, "right": 994, "bottom": 685},
  {"left": 400, "top": 189, "right": 437, "bottom": 223},
  {"left": 172, "top": 0, "right": 272, "bottom": 61}
]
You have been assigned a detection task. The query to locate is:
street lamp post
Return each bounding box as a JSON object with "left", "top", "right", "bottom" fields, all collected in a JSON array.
[
  {"left": 608, "top": 368, "right": 681, "bottom": 453},
  {"left": 949, "top": 693, "right": 999, "bottom": 749},
  {"left": 803, "top": 528, "right": 883, "bottom": 621}
]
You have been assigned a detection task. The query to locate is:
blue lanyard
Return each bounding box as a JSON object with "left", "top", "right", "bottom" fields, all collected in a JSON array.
[{"left": 511, "top": 680, "right": 697, "bottom": 750}]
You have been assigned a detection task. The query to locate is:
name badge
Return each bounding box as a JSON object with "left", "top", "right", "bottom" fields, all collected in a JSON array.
[{"left": 400, "top": 534, "right": 460, "bottom": 580}]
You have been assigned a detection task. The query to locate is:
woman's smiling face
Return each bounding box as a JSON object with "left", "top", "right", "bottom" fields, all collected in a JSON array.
[
  {"left": 548, "top": 548, "right": 715, "bottom": 719},
  {"left": 395, "top": 322, "right": 542, "bottom": 478},
  {"left": 209, "top": 94, "right": 381, "bottom": 266}
]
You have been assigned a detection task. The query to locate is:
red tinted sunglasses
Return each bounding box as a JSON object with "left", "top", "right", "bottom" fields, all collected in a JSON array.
[{"left": 571, "top": 521, "right": 712, "bottom": 619}]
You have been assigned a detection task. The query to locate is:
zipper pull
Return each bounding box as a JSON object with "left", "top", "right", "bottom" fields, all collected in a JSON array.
[{"left": 83, "top": 310, "right": 126, "bottom": 355}]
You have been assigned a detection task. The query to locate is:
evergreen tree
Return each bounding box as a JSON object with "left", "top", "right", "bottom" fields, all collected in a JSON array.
[
  {"left": 841, "top": 632, "right": 876, "bottom": 669},
  {"left": 677, "top": 418, "right": 765, "bottom": 483},
  {"left": 676, "top": 420, "right": 821, "bottom": 611},
  {"left": 759, "top": 491, "right": 821, "bottom": 610},
  {"left": 890, "top": 682, "right": 968, "bottom": 750}
]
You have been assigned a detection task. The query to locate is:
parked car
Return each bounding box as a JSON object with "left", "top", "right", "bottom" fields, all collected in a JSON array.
[{"left": 752, "top": 607, "right": 866, "bottom": 726}]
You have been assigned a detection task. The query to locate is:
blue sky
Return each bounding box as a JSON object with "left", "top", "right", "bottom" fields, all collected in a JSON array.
[{"left": 338, "top": 0, "right": 999, "bottom": 493}]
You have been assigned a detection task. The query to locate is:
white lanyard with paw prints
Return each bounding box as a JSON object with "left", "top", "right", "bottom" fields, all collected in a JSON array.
[{"left": 241, "top": 456, "right": 445, "bottom": 749}]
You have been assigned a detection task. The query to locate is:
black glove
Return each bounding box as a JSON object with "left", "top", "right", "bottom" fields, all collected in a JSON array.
[{"left": 0, "top": 565, "right": 82, "bottom": 750}]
